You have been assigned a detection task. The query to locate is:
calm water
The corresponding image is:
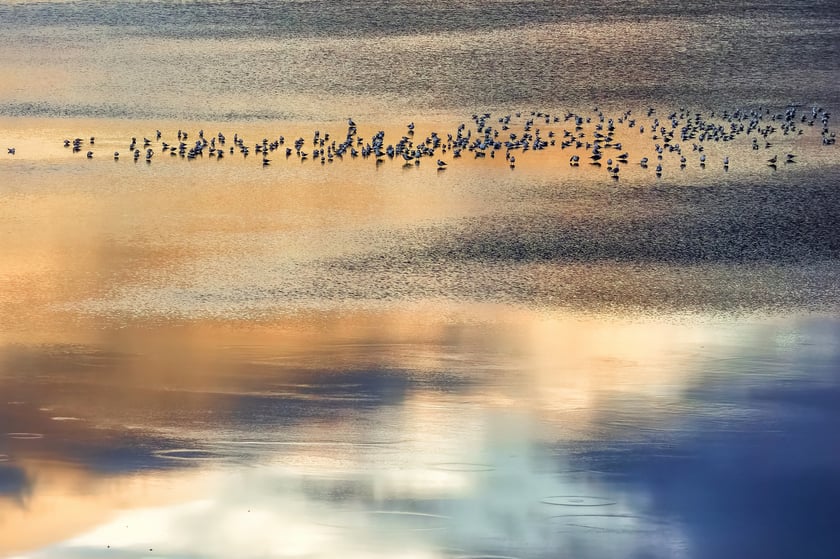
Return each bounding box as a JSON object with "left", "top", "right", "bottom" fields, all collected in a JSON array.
[{"left": 1, "top": 1, "right": 840, "bottom": 558}]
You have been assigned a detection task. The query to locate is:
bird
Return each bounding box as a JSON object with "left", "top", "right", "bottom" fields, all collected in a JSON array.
[
  {"left": 37, "top": 105, "right": 834, "bottom": 182},
  {"left": 6, "top": 147, "right": 14, "bottom": 155}
]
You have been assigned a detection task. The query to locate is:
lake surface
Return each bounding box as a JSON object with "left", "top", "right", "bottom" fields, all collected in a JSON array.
[{"left": 1, "top": 1, "right": 839, "bottom": 558}]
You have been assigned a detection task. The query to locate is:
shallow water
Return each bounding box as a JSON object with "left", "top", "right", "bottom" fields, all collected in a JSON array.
[
  {"left": 2, "top": 115, "right": 838, "bottom": 559},
  {"left": 2, "top": 314, "right": 839, "bottom": 558},
  {"left": 1, "top": 1, "right": 840, "bottom": 558}
]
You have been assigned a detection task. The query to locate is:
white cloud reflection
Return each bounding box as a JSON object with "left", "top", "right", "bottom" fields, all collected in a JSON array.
[{"left": 22, "top": 409, "right": 687, "bottom": 559}]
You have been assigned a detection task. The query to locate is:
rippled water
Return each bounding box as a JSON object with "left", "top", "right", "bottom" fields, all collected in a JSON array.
[
  {"left": 1, "top": 0, "right": 839, "bottom": 119},
  {"left": 1, "top": 1, "right": 839, "bottom": 558}
]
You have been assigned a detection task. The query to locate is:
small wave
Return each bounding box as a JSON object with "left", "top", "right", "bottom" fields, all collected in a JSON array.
[
  {"left": 152, "top": 448, "right": 227, "bottom": 461},
  {"left": 540, "top": 496, "right": 617, "bottom": 507},
  {"left": 319, "top": 510, "right": 450, "bottom": 531},
  {"left": 428, "top": 462, "right": 495, "bottom": 472},
  {"left": 5, "top": 432, "right": 44, "bottom": 440}
]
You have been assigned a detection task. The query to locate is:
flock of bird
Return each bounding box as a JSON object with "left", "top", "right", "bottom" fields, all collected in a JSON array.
[{"left": 5, "top": 105, "right": 836, "bottom": 179}]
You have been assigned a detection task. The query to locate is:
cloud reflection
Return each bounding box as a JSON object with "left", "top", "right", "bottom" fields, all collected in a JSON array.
[
  {"left": 2, "top": 313, "right": 836, "bottom": 558},
  {"left": 1, "top": 310, "right": 733, "bottom": 558},
  {"left": 597, "top": 322, "right": 840, "bottom": 559},
  {"left": 27, "top": 435, "right": 684, "bottom": 559}
]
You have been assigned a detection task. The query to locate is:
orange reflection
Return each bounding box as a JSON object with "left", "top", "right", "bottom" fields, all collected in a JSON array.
[
  {"left": 0, "top": 113, "right": 813, "bottom": 556},
  {"left": 0, "top": 460, "right": 215, "bottom": 556},
  {"left": 0, "top": 304, "right": 742, "bottom": 555}
]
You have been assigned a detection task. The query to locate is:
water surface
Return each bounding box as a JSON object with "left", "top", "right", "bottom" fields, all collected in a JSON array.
[{"left": 1, "top": 1, "right": 839, "bottom": 558}]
